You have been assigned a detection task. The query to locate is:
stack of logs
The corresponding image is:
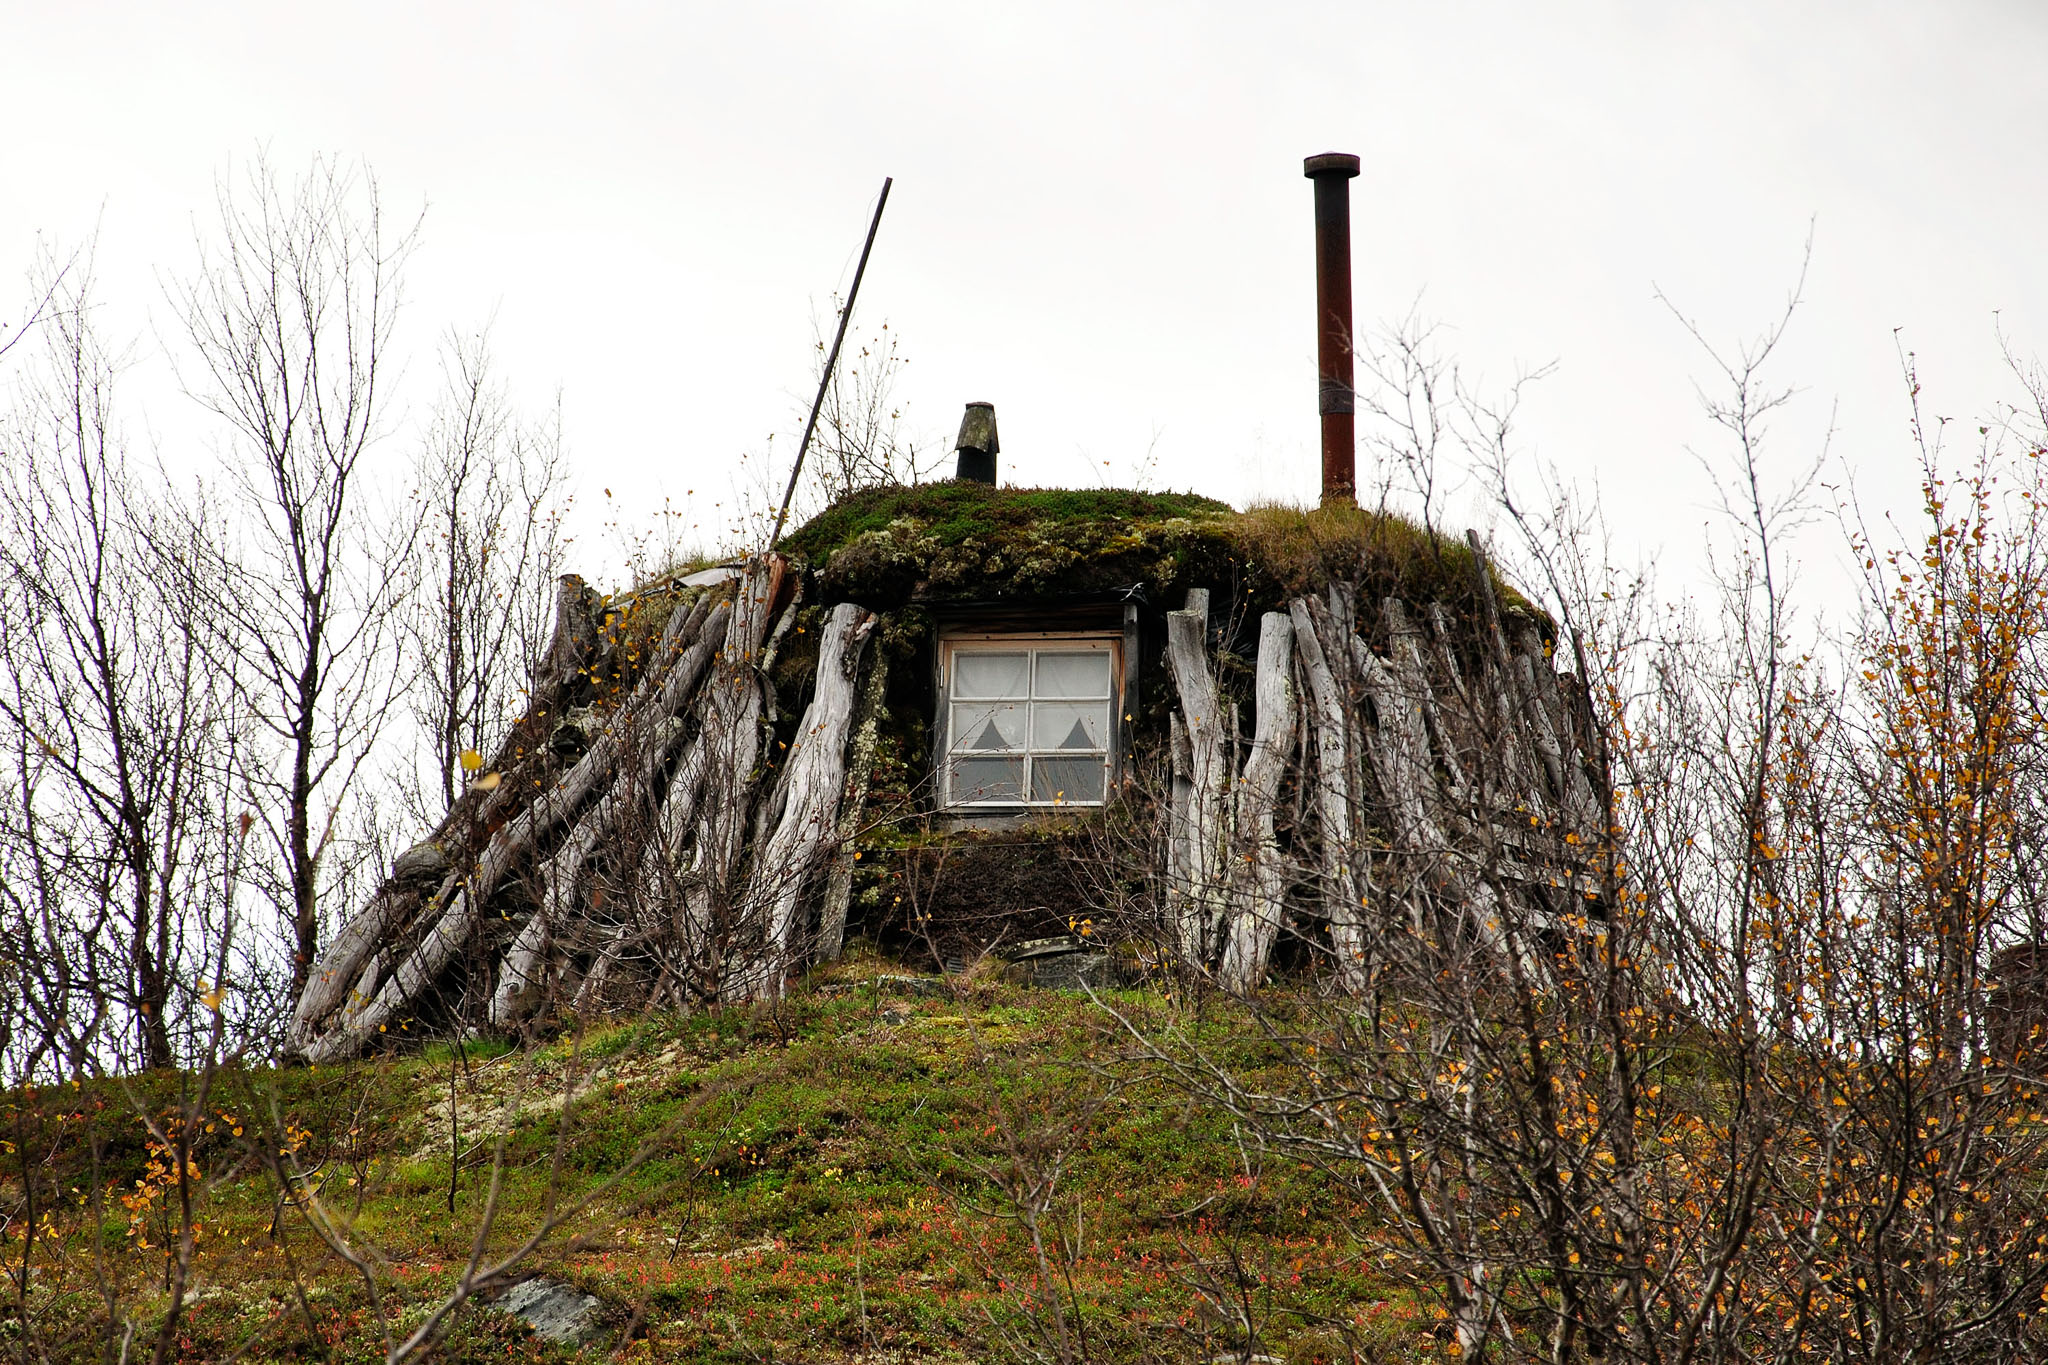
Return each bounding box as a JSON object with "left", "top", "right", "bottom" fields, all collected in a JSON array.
[
  {"left": 291, "top": 538, "right": 1606, "bottom": 1062},
  {"left": 291, "top": 556, "right": 880, "bottom": 1063},
  {"left": 1164, "top": 532, "right": 1606, "bottom": 995}
]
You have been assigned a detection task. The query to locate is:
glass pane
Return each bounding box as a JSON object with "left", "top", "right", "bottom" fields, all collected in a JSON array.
[
  {"left": 949, "top": 756, "right": 1024, "bottom": 804},
  {"left": 1031, "top": 755, "right": 1107, "bottom": 804},
  {"left": 952, "top": 702, "right": 1024, "bottom": 751},
  {"left": 954, "top": 651, "right": 1030, "bottom": 699},
  {"left": 1035, "top": 650, "right": 1111, "bottom": 699},
  {"left": 1031, "top": 701, "right": 1110, "bottom": 751}
]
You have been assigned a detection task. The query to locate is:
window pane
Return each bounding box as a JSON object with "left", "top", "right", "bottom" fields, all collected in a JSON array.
[
  {"left": 1031, "top": 701, "right": 1110, "bottom": 751},
  {"left": 1035, "top": 651, "right": 1111, "bottom": 699},
  {"left": 952, "top": 702, "right": 1024, "bottom": 752},
  {"left": 954, "top": 651, "right": 1030, "bottom": 699},
  {"left": 949, "top": 756, "right": 1024, "bottom": 804},
  {"left": 1031, "top": 755, "right": 1107, "bottom": 804}
]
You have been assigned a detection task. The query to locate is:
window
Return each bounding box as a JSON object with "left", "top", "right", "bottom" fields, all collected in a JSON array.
[{"left": 942, "top": 637, "right": 1117, "bottom": 807}]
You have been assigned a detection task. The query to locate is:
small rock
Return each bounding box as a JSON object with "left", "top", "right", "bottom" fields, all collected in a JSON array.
[
  {"left": 999, "top": 939, "right": 1115, "bottom": 991},
  {"left": 493, "top": 1276, "right": 608, "bottom": 1349},
  {"left": 1026, "top": 951, "right": 1115, "bottom": 990},
  {"left": 1003, "top": 934, "right": 1087, "bottom": 962}
]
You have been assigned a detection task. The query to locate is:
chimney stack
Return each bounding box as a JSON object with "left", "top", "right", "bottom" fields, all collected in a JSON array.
[
  {"left": 954, "top": 401, "right": 999, "bottom": 484},
  {"left": 1304, "top": 152, "right": 1360, "bottom": 505}
]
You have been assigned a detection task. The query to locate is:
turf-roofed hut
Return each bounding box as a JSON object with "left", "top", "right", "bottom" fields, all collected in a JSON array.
[
  {"left": 288, "top": 151, "right": 1610, "bottom": 1062},
  {"left": 288, "top": 452, "right": 1610, "bottom": 1063}
]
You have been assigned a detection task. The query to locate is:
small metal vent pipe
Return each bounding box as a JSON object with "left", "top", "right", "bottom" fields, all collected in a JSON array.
[
  {"left": 954, "top": 401, "right": 999, "bottom": 484},
  {"left": 1304, "top": 151, "right": 1360, "bottom": 505}
]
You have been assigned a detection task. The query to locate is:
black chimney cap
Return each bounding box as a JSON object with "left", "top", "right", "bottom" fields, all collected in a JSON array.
[
  {"left": 954, "top": 401, "right": 998, "bottom": 484},
  {"left": 1303, "top": 152, "right": 1361, "bottom": 178}
]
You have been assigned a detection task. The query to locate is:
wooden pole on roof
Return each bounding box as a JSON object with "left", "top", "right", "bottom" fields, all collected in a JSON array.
[{"left": 769, "top": 176, "right": 893, "bottom": 547}]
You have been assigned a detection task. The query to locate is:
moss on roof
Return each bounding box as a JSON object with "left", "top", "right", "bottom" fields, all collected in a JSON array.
[
  {"left": 779, "top": 483, "right": 1234, "bottom": 560},
  {"left": 780, "top": 480, "right": 1543, "bottom": 629}
]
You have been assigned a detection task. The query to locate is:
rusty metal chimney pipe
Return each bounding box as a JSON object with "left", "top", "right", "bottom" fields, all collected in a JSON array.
[{"left": 1304, "top": 152, "right": 1360, "bottom": 505}]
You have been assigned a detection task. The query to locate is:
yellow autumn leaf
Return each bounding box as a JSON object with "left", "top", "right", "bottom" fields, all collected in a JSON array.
[
  {"left": 473, "top": 771, "right": 502, "bottom": 792},
  {"left": 459, "top": 748, "right": 484, "bottom": 772},
  {"left": 198, "top": 981, "right": 226, "bottom": 1012}
]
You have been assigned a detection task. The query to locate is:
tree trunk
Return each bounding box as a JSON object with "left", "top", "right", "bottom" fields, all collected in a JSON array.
[
  {"left": 1163, "top": 590, "right": 1227, "bottom": 969},
  {"left": 1217, "top": 611, "right": 1296, "bottom": 992},
  {"left": 726, "top": 601, "right": 875, "bottom": 999},
  {"left": 1290, "top": 594, "right": 1370, "bottom": 991},
  {"left": 819, "top": 643, "right": 890, "bottom": 963}
]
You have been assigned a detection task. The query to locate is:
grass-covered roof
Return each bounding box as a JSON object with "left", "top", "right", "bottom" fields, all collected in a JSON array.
[{"left": 779, "top": 480, "right": 1542, "bottom": 626}]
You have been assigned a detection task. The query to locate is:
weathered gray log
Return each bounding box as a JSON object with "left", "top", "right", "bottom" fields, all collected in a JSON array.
[
  {"left": 1422, "top": 604, "right": 1476, "bottom": 805},
  {"left": 1163, "top": 589, "right": 1227, "bottom": 968},
  {"left": 1217, "top": 611, "right": 1296, "bottom": 992},
  {"left": 1513, "top": 624, "right": 1601, "bottom": 833},
  {"left": 747, "top": 579, "right": 813, "bottom": 854},
  {"left": 819, "top": 644, "right": 890, "bottom": 962},
  {"left": 291, "top": 573, "right": 619, "bottom": 1049},
  {"left": 299, "top": 580, "right": 732, "bottom": 1060},
  {"left": 489, "top": 715, "right": 684, "bottom": 1028},
  {"left": 671, "top": 558, "right": 789, "bottom": 1001},
  {"left": 1462, "top": 532, "right": 1540, "bottom": 807},
  {"left": 484, "top": 594, "right": 735, "bottom": 1028},
  {"left": 534, "top": 573, "right": 605, "bottom": 698},
  {"left": 1351, "top": 615, "right": 1440, "bottom": 855},
  {"left": 1290, "top": 595, "right": 1369, "bottom": 990},
  {"left": 725, "top": 602, "right": 876, "bottom": 999}
]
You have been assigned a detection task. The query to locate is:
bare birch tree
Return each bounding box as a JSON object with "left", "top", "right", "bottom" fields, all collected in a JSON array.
[
  {"left": 170, "top": 154, "right": 422, "bottom": 995},
  {"left": 0, "top": 250, "right": 240, "bottom": 1074},
  {"left": 404, "top": 324, "right": 570, "bottom": 819}
]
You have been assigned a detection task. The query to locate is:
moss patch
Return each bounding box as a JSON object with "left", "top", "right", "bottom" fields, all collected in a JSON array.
[
  {"left": 782, "top": 481, "right": 1544, "bottom": 632},
  {"left": 779, "top": 483, "right": 1234, "bottom": 561}
]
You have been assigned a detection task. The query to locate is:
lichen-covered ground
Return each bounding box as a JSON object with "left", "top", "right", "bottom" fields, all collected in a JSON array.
[{"left": 2, "top": 959, "right": 1433, "bottom": 1363}]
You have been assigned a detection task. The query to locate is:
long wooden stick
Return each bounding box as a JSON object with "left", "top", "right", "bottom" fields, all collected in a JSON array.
[{"left": 769, "top": 176, "right": 893, "bottom": 546}]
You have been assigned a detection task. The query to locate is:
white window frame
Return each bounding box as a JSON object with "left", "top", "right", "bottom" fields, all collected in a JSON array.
[{"left": 939, "top": 633, "right": 1121, "bottom": 809}]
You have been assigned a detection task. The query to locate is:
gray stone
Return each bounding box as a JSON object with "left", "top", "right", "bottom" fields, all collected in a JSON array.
[
  {"left": 494, "top": 1276, "right": 608, "bottom": 1349},
  {"left": 1020, "top": 950, "right": 1114, "bottom": 991},
  {"left": 1004, "top": 934, "right": 1087, "bottom": 962},
  {"left": 999, "top": 937, "right": 1115, "bottom": 990}
]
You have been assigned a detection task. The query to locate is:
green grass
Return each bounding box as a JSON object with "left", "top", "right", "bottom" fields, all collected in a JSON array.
[{"left": 2, "top": 964, "right": 1426, "bottom": 1362}]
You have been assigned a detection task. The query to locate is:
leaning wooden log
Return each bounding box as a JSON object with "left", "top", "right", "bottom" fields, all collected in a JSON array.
[
  {"left": 290, "top": 572, "right": 617, "bottom": 1049},
  {"left": 488, "top": 715, "right": 683, "bottom": 1029},
  {"left": 818, "top": 643, "right": 890, "bottom": 963},
  {"left": 1216, "top": 610, "right": 1296, "bottom": 992},
  {"left": 1289, "top": 594, "right": 1369, "bottom": 990},
  {"left": 665, "top": 558, "right": 789, "bottom": 1003},
  {"left": 725, "top": 601, "right": 876, "bottom": 999},
  {"left": 297, "top": 576, "right": 737, "bottom": 1061},
  {"left": 1163, "top": 589, "right": 1228, "bottom": 969},
  {"left": 1512, "top": 623, "right": 1601, "bottom": 833},
  {"left": 534, "top": 573, "right": 605, "bottom": 698},
  {"left": 485, "top": 592, "right": 734, "bottom": 1029}
]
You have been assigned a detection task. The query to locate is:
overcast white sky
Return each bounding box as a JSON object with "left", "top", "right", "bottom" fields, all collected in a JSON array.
[{"left": 6, "top": 1, "right": 2046, "bottom": 604}]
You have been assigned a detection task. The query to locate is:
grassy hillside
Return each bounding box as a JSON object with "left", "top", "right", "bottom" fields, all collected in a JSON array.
[{"left": 2, "top": 960, "right": 1425, "bottom": 1363}]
